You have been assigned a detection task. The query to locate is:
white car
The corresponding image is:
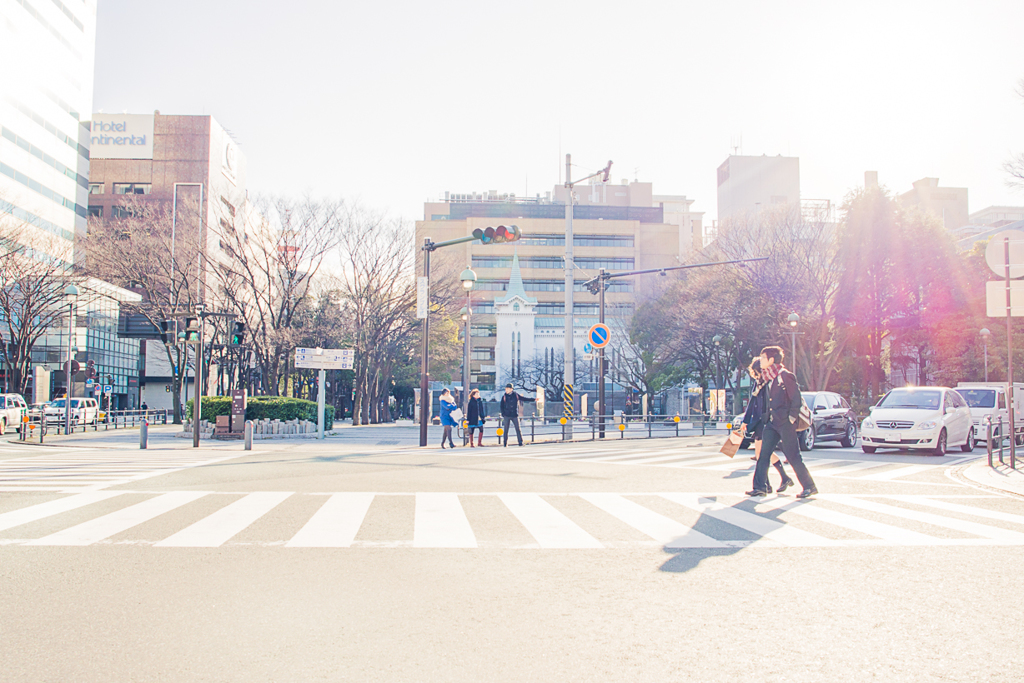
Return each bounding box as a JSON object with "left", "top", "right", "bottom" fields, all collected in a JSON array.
[
  {"left": 860, "top": 387, "right": 974, "bottom": 456},
  {"left": 44, "top": 398, "right": 100, "bottom": 428},
  {"left": 0, "top": 393, "right": 28, "bottom": 435}
]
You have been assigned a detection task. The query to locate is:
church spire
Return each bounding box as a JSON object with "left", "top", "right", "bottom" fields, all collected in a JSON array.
[{"left": 495, "top": 251, "right": 537, "bottom": 305}]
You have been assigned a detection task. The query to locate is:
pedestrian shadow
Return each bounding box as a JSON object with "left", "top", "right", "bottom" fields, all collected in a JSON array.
[{"left": 658, "top": 499, "right": 795, "bottom": 573}]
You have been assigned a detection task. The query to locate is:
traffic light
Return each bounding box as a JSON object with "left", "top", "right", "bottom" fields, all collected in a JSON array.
[
  {"left": 86, "top": 359, "right": 96, "bottom": 380},
  {"left": 472, "top": 224, "right": 521, "bottom": 245},
  {"left": 184, "top": 317, "right": 200, "bottom": 342},
  {"left": 159, "top": 320, "right": 174, "bottom": 346},
  {"left": 229, "top": 321, "right": 245, "bottom": 346}
]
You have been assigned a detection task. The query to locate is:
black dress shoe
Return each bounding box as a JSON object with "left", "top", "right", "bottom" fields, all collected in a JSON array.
[
  {"left": 796, "top": 487, "right": 818, "bottom": 499},
  {"left": 745, "top": 489, "right": 768, "bottom": 497},
  {"left": 777, "top": 477, "right": 796, "bottom": 493},
  {"left": 766, "top": 483, "right": 773, "bottom": 494}
]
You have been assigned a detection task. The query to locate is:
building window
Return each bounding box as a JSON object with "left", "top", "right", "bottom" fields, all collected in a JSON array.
[
  {"left": 113, "top": 183, "right": 151, "bottom": 195},
  {"left": 512, "top": 303, "right": 520, "bottom": 311},
  {"left": 88, "top": 205, "right": 102, "bottom": 218},
  {"left": 112, "top": 205, "right": 136, "bottom": 219},
  {"left": 220, "top": 196, "right": 236, "bottom": 216},
  {"left": 89, "top": 183, "right": 103, "bottom": 194}
]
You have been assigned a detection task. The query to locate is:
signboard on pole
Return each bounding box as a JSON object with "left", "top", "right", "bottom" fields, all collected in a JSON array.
[
  {"left": 416, "top": 277, "right": 428, "bottom": 319},
  {"left": 294, "top": 348, "right": 354, "bottom": 370},
  {"left": 588, "top": 323, "right": 610, "bottom": 349},
  {"left": 986, "top": 281, "right": 1024, "bottom": 317}
]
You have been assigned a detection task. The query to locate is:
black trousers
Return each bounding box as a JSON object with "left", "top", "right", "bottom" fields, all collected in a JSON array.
[
  {"left": 501, "top": 415, "right": 523, "bottom": 445},
  {"left": 753, "top": 421, "right": 815, "bottom": 492}
]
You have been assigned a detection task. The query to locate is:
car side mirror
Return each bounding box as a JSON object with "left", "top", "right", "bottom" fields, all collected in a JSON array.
[
  {"left": 945, "top": 406, "right": 956, "bottom": 414},
  {"left": 868, "top": 406, "right": 875, "bottom": 413},
  {"left": 813, "top": 407, "right": 823, "bottom": 413}
]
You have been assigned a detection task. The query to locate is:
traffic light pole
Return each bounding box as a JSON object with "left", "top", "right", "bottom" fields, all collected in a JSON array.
[
  {"left": 193, "top": 307, "right": 204, "bottom": 448},
  {"left": 598, "top": 268, "right": 606, "bottom": 439}
]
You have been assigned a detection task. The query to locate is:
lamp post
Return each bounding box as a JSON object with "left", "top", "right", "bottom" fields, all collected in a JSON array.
[
  {"left": 787, "top": 312, "right": 800, "bottom": 381},
  {"left": 712, "top": 335, "right": 723, "bottom": 418},
  {"left": 459, "top": 268, "right": 477, "bottom": 442},
  {"left": 980, "top": 327, "right": 991, "bottom": 382},
  {"left": 63, "top": 284, "right": 79, "bottom": 435}
]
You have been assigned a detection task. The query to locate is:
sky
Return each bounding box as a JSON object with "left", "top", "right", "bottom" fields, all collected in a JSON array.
[{"left": 93, "top": 0, "right": 1024, "bottom": 225}]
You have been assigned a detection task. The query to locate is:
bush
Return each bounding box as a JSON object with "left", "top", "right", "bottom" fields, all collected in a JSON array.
[{"left": 186, "top": 396, "right": 335, "bottom": 425}]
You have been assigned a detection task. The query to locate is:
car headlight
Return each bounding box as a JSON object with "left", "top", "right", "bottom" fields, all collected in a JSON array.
[
  {"left": 918, "top": 420, "right": 937, "bottom": 430},
  {"left": 863, "top": 419, "right": 874, "bottom": 429}
]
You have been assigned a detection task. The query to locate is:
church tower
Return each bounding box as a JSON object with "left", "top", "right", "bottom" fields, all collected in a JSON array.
[{"left": 493, "top": 254, "right": 536, "bottom": 386}]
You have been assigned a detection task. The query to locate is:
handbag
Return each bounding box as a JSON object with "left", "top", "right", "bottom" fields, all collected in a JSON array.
[
  {"left": 796, "top": 404, "right": 812, "bottom": 432},
  {"left": 719, "top": 430, "right": 743, "bottom": 458},
  {"left": 450, "top": 407, "right": 464, "bottom": 422}
]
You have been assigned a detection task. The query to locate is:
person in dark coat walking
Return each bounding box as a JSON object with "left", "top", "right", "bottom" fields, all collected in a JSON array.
[
  {"left": 499, "top": 383, "right": 535, "bottom": 446},
  {"left": 748, "top": 346, "right": 817, "bottom": 498},
  {"left": 466, "top": 389, "right": 486, "bottom": 447},
  {"left": 740, "top": 358, "right": 795, "bottom": 493}
]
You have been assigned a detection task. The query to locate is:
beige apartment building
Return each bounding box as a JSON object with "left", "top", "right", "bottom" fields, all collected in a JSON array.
[
  {"left": 898, "top": 177, "right": 969, "bottom": 230},
  {"left": 415, "top": 181, "right": 703, "bottom": 392}
]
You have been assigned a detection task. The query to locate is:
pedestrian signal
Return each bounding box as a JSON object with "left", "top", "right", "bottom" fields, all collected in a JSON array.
[
  {"left": 184, "top": 317, "right": 200, "bottom": 342},
  {"left": 472, "top": 224, "right": 521, "bottom": 245},
  {"left": 159, "top": 320, "right": 174, "bottom": 346},
  {"left": 229, "top": 321, "right": 246, "bottom": 346}
]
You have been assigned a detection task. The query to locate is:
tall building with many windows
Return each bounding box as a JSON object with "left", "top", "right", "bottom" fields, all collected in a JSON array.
[
  {"left": 0, "top": 0, "right": 143, "bottom": 406},
  {"left": 416, "top": 181, "right": 702, "bottom": 392}
]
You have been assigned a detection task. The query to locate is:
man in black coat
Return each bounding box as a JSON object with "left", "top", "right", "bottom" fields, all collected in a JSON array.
[
  {"left": 499, "top": 383, "right": 535, "bottom": 446},
  {"left": 748, "top": 345, "right": 818, "bottom": 499}
]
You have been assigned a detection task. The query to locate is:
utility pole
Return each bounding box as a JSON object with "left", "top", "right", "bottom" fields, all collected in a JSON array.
[
  {"left": 563, "top": 156, "right": 613, "bottom": 439},
  {"left": 598, "top": 268, "right": 606, "bottom": 439}
]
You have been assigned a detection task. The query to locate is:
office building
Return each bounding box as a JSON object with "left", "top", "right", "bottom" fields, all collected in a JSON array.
[
  {"left": 716, "top": 154, "right": 800, "bottom": 221},
  {"left": 897, "top": 177, "right": 968, "bottom": 230},
  {"left": 968, "top": 205, "right": 1024, "bottom": 228},
  {"left": 88, "top": 112, "right": 249, "bottom": 411},
  {"left": 416, "top": 181, "right": 702, "bottom": 393}
]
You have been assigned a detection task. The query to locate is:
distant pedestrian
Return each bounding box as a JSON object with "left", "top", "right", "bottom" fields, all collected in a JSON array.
[
  {"left": 499, "top": 383, "right": 535, "bottom": 447},
  {"left": 466, "top": 389, "right": 486, "bottom": 447},
  {"left": 748, "top": 346, "right": 817, "bottom": 498},
  {"left": 740, "top": 358, "right": 795, "bottom": 493},
  {"left": 439, "top": 388, "right": 458, "bottom": 449}
]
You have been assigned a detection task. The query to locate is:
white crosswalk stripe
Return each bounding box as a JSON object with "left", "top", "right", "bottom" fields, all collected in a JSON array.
[
  {"left": 2, "top": 491, "right": 1019, "bottom": 549},
  {"left": 459, "top": 441, "right": 974, "bottom": 483},
  {"left": 0, "top": 449, "right": 246, "bottom": 491}
]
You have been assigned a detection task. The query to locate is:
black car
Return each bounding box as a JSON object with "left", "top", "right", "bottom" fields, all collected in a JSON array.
[{"left": 799, "top": 391, "right": 858, "bottom": 450}]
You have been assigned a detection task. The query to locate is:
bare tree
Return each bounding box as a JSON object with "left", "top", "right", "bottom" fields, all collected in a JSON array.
[
  {"left": 82, "top": 196, "right": 204, "bottom": 423},
  {"left": 506, "top": 350, "right": 586, "bottom": 403},
  {"left": 208, "top": 195, "right": 343, "bottom": 397},
  {"left": 0, "top": 214, "right": 82, "bottom": 396}
]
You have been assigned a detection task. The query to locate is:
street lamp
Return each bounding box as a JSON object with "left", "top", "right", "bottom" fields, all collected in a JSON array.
[
  {"left": 712, "top": 334, "right": 723, "bottom": 418},
  {"left": 980, "top": 327, "right": 991, "bottom": 382},
  {"left": 460, "top": 268, "right": 477, "bottom": 440},
  {"left": 63, "top": 284, "right": 79, "bottom": 435},
  {"left": 787, "top": 312, "right": 800, "bottom": 379}
]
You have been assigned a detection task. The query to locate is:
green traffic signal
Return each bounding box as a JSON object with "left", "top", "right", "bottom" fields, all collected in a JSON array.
[{"left": 472, "top": 224, "right": 521, "bottom": 245}]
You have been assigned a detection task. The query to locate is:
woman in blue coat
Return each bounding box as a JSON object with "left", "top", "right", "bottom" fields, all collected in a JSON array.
[{"left": 439, "top": 388, "right": 458, "bottom": 448}]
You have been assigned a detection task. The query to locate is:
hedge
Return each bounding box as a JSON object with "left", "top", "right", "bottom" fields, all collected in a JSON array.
[{"left": 186, "top": 396, "right": 336, "bottom": 425}]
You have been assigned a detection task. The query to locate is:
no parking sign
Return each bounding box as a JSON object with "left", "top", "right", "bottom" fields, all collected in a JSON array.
[{"left": 587, "top": 323, "right": 610, "bottom": 349}]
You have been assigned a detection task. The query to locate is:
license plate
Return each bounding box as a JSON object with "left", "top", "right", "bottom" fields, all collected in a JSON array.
[{"left": 885, "top": 433, "right": 902, "bottom": 442}]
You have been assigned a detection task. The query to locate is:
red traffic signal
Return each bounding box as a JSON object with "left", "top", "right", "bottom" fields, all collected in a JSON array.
[{"left": 472, "top": 224, "right": 521, "bottom": 245}]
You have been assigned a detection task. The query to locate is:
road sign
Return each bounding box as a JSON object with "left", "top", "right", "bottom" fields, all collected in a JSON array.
[
  {"left": 103, "top": 385, "right": 112, "bottom": 393},
  {"left": 294, "top": 347, "right": 355, "bottom": 370},
  {"left": 416, "top": 277, "right": 428, "bottom": 319},
  {"left": 583, "top": 342, "right": 593, "bottom": 354},
  {"left": 986, "top": 281, "right": 1024, "bottom": 317},
  {"left": 985, "top": 229, "right": 1024, "bottom": 279},
  {"left": 581, "top": 352, "right": 595, "bottom": 361},
  {"left": 85, "top": 379, "right": 94, "bottom": 388},
  {"left": 588, "top": 323, "right": 611, "bottom": 349}
]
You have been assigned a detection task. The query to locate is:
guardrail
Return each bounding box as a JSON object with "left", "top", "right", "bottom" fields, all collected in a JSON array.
[
  {"left": 467, "top": 414, "right": 735, "bottom": 445},
  {"left": 987, "top": 416, "right": 1020, "bottom": 470},
  {"left": 18, "top": 409, "right": 171, "bottom": 443}
]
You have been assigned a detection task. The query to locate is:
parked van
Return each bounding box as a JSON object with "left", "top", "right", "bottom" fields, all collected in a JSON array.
[
  {"left": 0, "top": 393, "right": 28, "bottom": 435},
  {"left": 44, "top": 397, "right": 100, "bottom": 427},
  {"left": 956, "top": 382, "right": 1024, "bottom": 443}
]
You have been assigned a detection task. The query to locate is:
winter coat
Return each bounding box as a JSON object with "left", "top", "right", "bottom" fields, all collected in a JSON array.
[
  {"left": 467, "top": 397, "right": 486, "bottom": 427},
  {"left": 439, "top": 397, "right": 459, "bottom": 427},
  {"left": 499, "top": 391, "right": 535, "bottom": 417}
]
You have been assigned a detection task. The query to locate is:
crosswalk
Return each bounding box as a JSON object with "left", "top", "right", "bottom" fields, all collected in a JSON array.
[
  {"left": 2, "top": 490, "right": 1021, "bottom": 549},
  {"left": 0, "top": 447, "right": 249, "bottom": 492},
  {"left": 455, "top": 441, "right": 977, "bottom": 483}
]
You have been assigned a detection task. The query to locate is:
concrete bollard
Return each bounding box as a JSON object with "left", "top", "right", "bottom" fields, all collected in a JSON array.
[
  {"left": 244, "top": 420, "right": 253, "bottom": 450},
  {"left": 140, "top": 419, "right": 148, "bottom": 449}
]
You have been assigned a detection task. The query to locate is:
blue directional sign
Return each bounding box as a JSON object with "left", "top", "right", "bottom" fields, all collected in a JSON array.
[
  {"left": 588, "top": 323, "right": 611, "bottom": 349},
  {"left": 583, "top": 342, "right": 593, "bottom": 354}
]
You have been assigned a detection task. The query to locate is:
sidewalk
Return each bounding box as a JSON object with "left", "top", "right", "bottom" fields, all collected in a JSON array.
[{"left": 962, "top": 460, "right": 1024, "bottom": 497}]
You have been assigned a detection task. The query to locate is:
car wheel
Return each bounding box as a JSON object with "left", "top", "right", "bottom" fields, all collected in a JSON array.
[
  {"left": 933, "top": 429, "right": 947, "bottom": 456},
  {"left": 800, "top": 427, "right": 815, "bottom": 451},
  {"left": 840, "top": 423, "right": 857, "bottom": 448},
  {"left": 862, "top": 445, "right": 877, "bottom": 454},
  {"left": 961, "top": 431, "right": 975, "bottom": 453},
  {"left": 0, "top": 418, "right": 5, "bottom": 435}
]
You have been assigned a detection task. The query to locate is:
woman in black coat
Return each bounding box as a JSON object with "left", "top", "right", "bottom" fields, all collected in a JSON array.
[
  {"left": 741, "top": 358, "right": 795, "bottom": 493},
  {"left": 466, "top": 389, "right": 486, "bottom": 448}
]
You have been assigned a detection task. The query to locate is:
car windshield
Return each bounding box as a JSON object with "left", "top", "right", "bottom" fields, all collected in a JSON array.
[
  {"left": 959, "top": 389, "right": 996, "bottom": 409},
  {"left": 50, "top": 400, "right": 65, "bottom": 408},
  {"left": 877, "top": 389, "right": 941, "bottom": 410}
]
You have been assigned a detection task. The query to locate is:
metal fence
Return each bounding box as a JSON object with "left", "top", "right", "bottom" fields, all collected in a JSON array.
[
  {"left": 18, "top": 409, "right": 171, "bottom": 443},
  {"left": 465, "top": 413, "right": 734, "bottom": 445}
]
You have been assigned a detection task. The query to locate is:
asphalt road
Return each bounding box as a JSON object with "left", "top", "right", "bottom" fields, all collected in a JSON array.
[{"left": 1, "top": 433, "right": 1021, "bottom": 682}]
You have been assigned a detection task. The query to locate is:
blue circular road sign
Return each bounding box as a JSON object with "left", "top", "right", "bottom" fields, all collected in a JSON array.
[{"left": 588, "top": 323, "right": 611, "bottom": 349}]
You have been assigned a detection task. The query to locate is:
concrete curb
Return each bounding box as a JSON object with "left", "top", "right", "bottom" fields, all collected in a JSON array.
[{"left": 960, "top": 460, "right": 1024, "bottom": 498}]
